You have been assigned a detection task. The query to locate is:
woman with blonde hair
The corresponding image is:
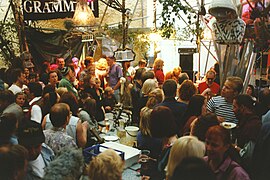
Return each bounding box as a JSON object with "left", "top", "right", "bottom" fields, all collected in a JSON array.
[
  {"left": 137, "top": 105, "right": 163, "bottom": 178},
  {"left": 165, "top": 66, "right": 182, "bottom": 82},
  {"left": 137, "top": 88, "right": 164, "bottom": 158},
  {"left": 138, "top": 79, "right": 159, "bottom": 115},
  {"left": 137, "top": 106, "right": 163, "bottom": 158},
  {"left": 141, "top": 79, "right": 159, "bottom": 95},
  {"left": 166, "top": 136, "right": 205, "bottom": 180},
  {"left": 146, "top": 88, "right": 164, "bottom": 109},
  {"left": 153, "top": 58, "right": 165, "bottom": 86},
  {"left": 88, "top": 149, "right": 124, "bottom": 180}
]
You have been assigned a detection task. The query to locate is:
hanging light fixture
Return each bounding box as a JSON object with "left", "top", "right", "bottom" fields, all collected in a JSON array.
[{"left": 73, "top": 0, "right": 96, "bottom": 26}]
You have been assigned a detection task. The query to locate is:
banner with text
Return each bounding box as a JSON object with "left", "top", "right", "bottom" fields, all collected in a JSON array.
[{"left": 22, "top": 0, "right": 99, "bottom": 20}]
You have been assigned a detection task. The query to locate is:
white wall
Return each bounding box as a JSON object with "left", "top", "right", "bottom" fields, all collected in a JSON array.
[
  {"left": 146, "top": 0, "right": 218, "bottom": 77},
  {"left": 156, "top": 39, "right": 217, "bottom": 77},
  {"left": 0, "top": 0, "right": 10, "bottom": 20}
]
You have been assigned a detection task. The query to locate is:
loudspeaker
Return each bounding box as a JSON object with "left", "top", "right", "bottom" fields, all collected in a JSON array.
[{"left": 179, "top": 51, "right": 194, "bottom": 81}]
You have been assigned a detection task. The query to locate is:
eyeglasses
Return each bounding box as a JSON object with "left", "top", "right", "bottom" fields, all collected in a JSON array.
[{"left": 207, "top": 78, "right": 214, "bottom": 81}]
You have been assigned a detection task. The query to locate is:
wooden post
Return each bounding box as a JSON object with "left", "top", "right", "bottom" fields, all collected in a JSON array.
[
  {"left": 153, "top": 0, "right": 157, "bottom": 31},
  {"left": 10, "top": 0, "right": 28, "bottom": 53},
  {"left": 122, "top": 0, "right": 126, "bottom": 49}
]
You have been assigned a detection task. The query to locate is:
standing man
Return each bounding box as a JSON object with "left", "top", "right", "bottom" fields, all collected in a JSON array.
[
  {"left": 48, "top": 71, "right": 59, "bottom": 89},
  {"left": 8, "top": 68, "right": 28, "bottom": 95},
  {"left": 106, "top": 56, "right": 123, "bottom": 102},
  {"left": 198, "top": 70, "right": 220, "bottom": 98},
  {"left": 207, "top": 76, "right": 243, "bottom": 124},
  {"left": 56, "top": 57, "right": 65, "bottom": 80},
  {"left": 56, "top": 57, "right": 65, "bottom": 71},
  {"left": 135, "top": 59, "right": 147, "bottom": 70}
]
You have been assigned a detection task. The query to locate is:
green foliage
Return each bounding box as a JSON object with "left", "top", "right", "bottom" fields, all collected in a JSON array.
[
  {"left": 131, "top": 33, "right": 150, "bottom": 61},
  {"left": 158, "top": 0, "right": 203, "bottom": 41},
  {"left": 104, "top": 23, "right": 123, "bottom": 47},
  {"left": 104, "top": 24, "right": 150, "bottom": 61},
  {"left": 0, "top": 18, "right": 20, "bottom": 66}
]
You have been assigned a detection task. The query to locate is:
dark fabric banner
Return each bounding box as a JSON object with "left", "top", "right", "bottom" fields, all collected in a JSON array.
[
  {"left": 25, "top": 27, "right": 83, "bottom": 70},
  {"left": 22, "top": 0, "right": 99, "bottom": 20}
]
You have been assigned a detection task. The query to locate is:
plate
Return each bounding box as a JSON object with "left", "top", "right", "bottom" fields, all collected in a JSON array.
[
  {"left": 104, "top": 136, "right": 119, "bottom": 142},
  {"left": 221, "top": 122, "right": 237, "bottom": 129}
]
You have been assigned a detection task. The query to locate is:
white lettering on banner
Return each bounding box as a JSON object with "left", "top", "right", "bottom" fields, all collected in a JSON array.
[
  {"left": 50, "top": 1, "right": 63, "bottom": 13},
  {"left": 22, "top": 0, "right": 99, "bottom": 20},
  {"left": 33, "top": 1, "right": 42, "bottom": 13},
  {"left": 63, "top": 0, "right": 75, "bottom": 12},
  {"left": 24, "top": 0, "right": 32, "bottom": 13},
  {"left": 23, "top": 0, "right": 78, "bottom": 14},
  {"left": 43, "top": 2, "right": 51, "bottom": 13}
]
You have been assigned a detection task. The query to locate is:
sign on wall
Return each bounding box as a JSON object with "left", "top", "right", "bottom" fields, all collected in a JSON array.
[{"left": 22, "top": 0, "right": 99, "bottom": 20}]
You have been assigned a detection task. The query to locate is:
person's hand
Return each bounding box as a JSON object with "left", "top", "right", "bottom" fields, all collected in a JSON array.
[
  {"left": 128, "top": 83, "right": 133, "bottom": 89},
  {"left": 202, "top": 88, "right": 212, "bottom": 96},
  {"left": 232, "top": 144, "right": 241, "bottom": 152},
  {"left": 105, "top": 106, "right": 112, "bottom": 111},
  {"left": 141, "top": 175, "right": 150, "bottom": 180}
]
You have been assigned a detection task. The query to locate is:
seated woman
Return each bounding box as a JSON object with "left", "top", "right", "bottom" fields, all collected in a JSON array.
[
  {"left": 181, "top": 94, "right": 207, "bottom": 136},
  {"left": 190, "top": 112, "right": 220, "bottom": 142},
  {"left": 150, "top": 106, "right": 178, "bottom": 179},
  {"left": 102, "top": 86, "right": 117, "bottom": 113},
  {"left": 171, "top": 157, "right": 215, "bottom": 180},
  {"left": 138, "top": 79, "right": 159, "bottom": 112},
  {"left": 137, "top": 107, "right": 163, "bottom": 159},
  {"left": 78, "top": 98, "right": 99, "bottom": 130},
  {"left": 137, "top": 88, "right": 164, "bottom": 152},
  {"left": 88, "top": 149, "right": 124, "bottom": 180},
  {"left": 137, "top": 89, "right": 164, "bottom": 177},
  {"left": 83, "top": 76, "right": 105, "bottom": 122},
  {"left": 166, "top": 136, "right": 205, "bottom": 180},
  {"left": 205, "top": 125, "right": 250, "bottom": 180}
]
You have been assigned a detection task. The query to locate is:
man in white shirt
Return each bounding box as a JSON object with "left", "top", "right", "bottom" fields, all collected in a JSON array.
[
  {"left": 8, "top": 68, "right": 28, "bottom": 95},
  {"left": 28, "top": 82, "right": 43, "bottom": 123}
]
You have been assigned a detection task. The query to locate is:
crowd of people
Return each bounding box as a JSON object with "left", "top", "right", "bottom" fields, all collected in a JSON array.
[{"left": 0, "top": 54, "right": 270, "bottom": 180}]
